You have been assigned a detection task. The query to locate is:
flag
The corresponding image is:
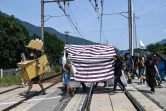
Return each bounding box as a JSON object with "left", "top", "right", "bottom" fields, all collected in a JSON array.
[
  {"left": 65, "top": 44, "right": 116, "bottom": 82},
  {"left": 139, "top": 40, "right": 146, "bottom": 49}
]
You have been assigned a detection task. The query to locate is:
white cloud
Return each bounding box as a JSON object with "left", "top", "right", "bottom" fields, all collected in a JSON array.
[{"left": 164, "top": 29, "right": 166, "bottom": 32}]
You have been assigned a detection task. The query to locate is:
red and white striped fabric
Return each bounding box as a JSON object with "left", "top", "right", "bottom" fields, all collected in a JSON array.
[{"left": 65, "top": 44, "right": 116, "bottom": 82}]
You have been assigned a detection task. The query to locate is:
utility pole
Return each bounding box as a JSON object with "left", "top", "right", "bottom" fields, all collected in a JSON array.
[
  {"left": 133, "top": 13, "right": 139, "bottom": 54},
  {"left": 128, "top": 0, "right": 133, "bottom": 56},
  {"left": 131, "top": 4, "right": 134, "bottom": 56},
  {"left": 64, "top": 31, "right": 70, "bottom": 44},
  {"left": 41, "top": 0, "right": 74, "bottom": 52},
  {"left": 41, "top": 0, "right": 44, "bottom": 52}
]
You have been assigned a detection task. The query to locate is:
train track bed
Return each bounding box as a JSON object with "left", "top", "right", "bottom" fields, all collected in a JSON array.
[
  {"left": 128, "top": 78, "right": 166, "bottom": 110},
  {"left": 0, "top": 73, "right": 61, "bottom": 95},
  {"left": 0, "top": 73, "right": 65, "bottom": 111}
]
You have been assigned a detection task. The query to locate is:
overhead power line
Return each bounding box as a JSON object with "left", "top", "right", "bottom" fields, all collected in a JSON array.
[
  {"left": 67, "top": 4, "right": 85, "bottom": 39},
  {"left": 56, "top": 2, "right": 85, "bottom": 39},
  {"left": 137, "top": 0, "right": 155, "bottom": 15},
  {"left": 139, "top": 0, "right": 166, "bottom": 17}
]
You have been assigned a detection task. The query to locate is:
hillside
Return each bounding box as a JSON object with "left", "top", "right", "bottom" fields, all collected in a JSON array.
[
  {"left": 2, "top": 12, "right": 98, "bottom": 45},
  {"left": 157, "top": 39, "right": 166, "bottom": 44}
]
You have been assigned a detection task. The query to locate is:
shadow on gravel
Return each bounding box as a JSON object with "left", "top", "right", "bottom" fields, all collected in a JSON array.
[{"left": 138, "top": 89, "right": 152, "bottom": 94}]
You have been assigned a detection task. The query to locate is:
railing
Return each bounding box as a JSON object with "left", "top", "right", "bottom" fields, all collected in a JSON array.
[{"left": 0, "top": 68, "right": 19, "bottom": 78}]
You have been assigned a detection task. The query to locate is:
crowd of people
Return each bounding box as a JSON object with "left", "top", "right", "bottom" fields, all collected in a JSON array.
[
  {"left": 18, "top": 49, "right": 165, "bottom": 98},
  {"left": 59, "top": 50, "right": 166, "bottom": 97}
]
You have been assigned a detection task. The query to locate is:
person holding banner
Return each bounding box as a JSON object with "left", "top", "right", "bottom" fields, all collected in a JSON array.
[
  {"left": 62, "top": 51, "right": 74, "bottom": 98},
  {"left": 111, "top": 55, "right": 126, "bottom": 94}
]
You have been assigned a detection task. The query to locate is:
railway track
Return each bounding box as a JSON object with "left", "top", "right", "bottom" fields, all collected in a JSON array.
[
  {"left": 0, "top": 73, "right": 61, "bottom": 95},
  {"left": 0, "top": 73, "right": 62, "bottom": 111},
  {"left": 0, "top": 73, "right": 89, "bottom": 111}
]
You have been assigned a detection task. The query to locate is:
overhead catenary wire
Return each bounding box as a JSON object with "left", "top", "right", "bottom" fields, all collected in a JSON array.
[
  {"left": 69, "top": 22, "right": 166, "bottom": 33},
  {"left": 137, "top": 0, "right": 155, "bottom": 15},
  {"left": 89, "top": 0, "right": 106, "bottom": 44},
  {"left": 67, "top": 3, "right": 85, "bottom": 39},
  {"left": 139, "top": 0, "right": 166, "bottom": 17},
  {"left": 140, "top": 4, "right": 166, "bottom": 19},
  {"left": 57, "top": 2, "right": 84, "bottom": 39}
]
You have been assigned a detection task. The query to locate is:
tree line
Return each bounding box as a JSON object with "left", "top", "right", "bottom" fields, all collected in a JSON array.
[
  {"left": 0, "top": 12, "right": 64, "bottom": 69},
  {"left": 146, "top": 43, "right": 166, "bottom": 55}
]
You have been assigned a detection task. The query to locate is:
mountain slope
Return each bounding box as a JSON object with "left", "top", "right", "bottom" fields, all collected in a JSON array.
[
  {"left": 157, "top": 39, "right": 166, "bottom": 44},
  {"left": 2, "top": 12, "right": 98, "bottom": 45}
]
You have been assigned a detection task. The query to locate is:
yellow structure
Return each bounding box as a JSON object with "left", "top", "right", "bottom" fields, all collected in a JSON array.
[
  {"left": 17, "top": 55, "right": 50, "bottom": 80},
  {"left": 26, "top": 39, "right": 43, "bottom": 51}
]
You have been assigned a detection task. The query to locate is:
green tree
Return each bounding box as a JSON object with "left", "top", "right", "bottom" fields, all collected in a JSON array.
[
  {"left": 44, "top": 32, "right": 64, "bottom": 64},
  {"left": 146, "top": 43, "right": 166, "bottom": 55},
  {"left": 0, "top": 12, "right": 30, "bottom": 69}
]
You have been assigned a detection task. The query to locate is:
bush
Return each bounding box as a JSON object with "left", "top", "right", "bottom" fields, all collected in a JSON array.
[
  {"left": 0, "top": 75, "right": 21, "bottom": 85},
  {"left": 54, "top": 64, "right": 62, "bottom": 73}
]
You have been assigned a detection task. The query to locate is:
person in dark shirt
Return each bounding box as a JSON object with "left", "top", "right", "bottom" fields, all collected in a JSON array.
[
  {"left": 111, "top": 55, "right": 126, "bottom": 94},
  {"left": 124, "top": 53, "right": 134, "bottom": 84},
  {"left": 145, "top": 52, "right": 161, "bottom": 94}
]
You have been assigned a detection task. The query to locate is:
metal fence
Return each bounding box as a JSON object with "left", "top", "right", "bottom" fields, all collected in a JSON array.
[{"left": 0, "top": 68, "right": 19, "bottom": 78}]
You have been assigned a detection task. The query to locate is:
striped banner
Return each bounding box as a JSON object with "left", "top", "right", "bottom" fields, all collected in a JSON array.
[{"left": 65, "top": 44, "right": 116, "bottom": 82}]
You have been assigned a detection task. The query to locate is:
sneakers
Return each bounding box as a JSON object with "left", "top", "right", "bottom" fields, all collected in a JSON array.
[
  {"left": 21, "top": 91, "right": 29, "bottom": 97},
  {"left": 19, "top": 83, "right": 25, "bottom": 88},
  {"left": 41, "top": 89, "right": 46, "bottom": 95},
  {"left": 150, "top": 90, "right": 155, "bottom": 94},
  {"left": 62, "top": 94, "right": 70, "bottom": 99},
  {"left": 127, "top": 79, "right": 132, "bottom": 84},
  {"left": 25, "top": 83, "right": 28, "bottom": 86},
  {"left": 110, "top": 90, "right": 115, "bottom": 95}
]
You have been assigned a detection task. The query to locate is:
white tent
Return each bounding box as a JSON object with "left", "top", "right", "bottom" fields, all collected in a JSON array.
[{"left": 139, "top": 40, "right": 146, "bottom": 49}]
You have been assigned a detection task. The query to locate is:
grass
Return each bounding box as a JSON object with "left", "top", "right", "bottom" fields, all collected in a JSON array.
[
  {"left": 0, "top": 75, "right": 21, "bottom": 85},
  {"left": 0, "top": 65, "right": 62, "bottom": 85}
]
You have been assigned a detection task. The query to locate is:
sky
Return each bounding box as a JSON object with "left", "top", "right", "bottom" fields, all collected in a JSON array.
[{"left": 0, "top": 0, "right": 166, "bottom": 50}]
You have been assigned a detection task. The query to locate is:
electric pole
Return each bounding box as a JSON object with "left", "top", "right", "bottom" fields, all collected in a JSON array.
[
  {"left": 41, "top": 0, "right": 44, "bottom": 52},
  {"left": 41, "top": 0, "right": 74, "bottom": 52},
  {"left": 133, "top": 13, "right": 139, "bottom": 54},
  {"left": 64, "top": 31, "right": 70, "bottom": 44},
  {"left": 128, "top": 0, "right": 133, "bottom": 56}
]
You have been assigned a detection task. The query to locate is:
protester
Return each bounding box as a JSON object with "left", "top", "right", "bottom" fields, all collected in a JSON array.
[
  {"left": 111, "top": 55, "right": 126, "bottom": 94},
  {"left": 62, "top": 51, "right": 74, "bottom": 98},
  {"left": 124, "top": 53, "right": 134, "bottom": 84},
  {"left": 132, "top": 55, "right": 139, "bottom": 79},
  {"left": 156, "top": 56, "right": 166, "bottom": 82},
  {"left": 145, "top": 52, "right": 161, "bottom": 94},
  {"left": 20, "top": 53, "right": 28, "bottom": 88},
  {"left": 138, "top": 52, "right": 146, "bottom": 84},
  {"left": 22, "top": 50, "right": 46, "bottom": 97}
]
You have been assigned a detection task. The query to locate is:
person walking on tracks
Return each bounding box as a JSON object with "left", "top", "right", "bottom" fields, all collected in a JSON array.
[
  {"left": 145, "top": 52, "right": 161, "bottom": 94},
  {"left": 124, "top": 53, "right": 134, "bottom": 84},
  {"left": 22, "top": 50, "right": 46, "bottom": 97},
  {"left": 111, "top": 55, "right": 126, "bottom": 94},
  {"left": 62, "top": 51, "right": 74, "bottom": 98},
  {"left": 138, "top": 54, "right": 146, "bottom": 84}
]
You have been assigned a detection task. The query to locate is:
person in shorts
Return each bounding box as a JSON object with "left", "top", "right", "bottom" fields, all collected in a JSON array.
[
  {"left": 124, "top": 53, "right": 134, "bottom": 84},
  {"left": 62, "top": 51, "right": 74, "bottom": 98},
  {"left": 22, "top": 50, "right": 46, "bottom": 97}
]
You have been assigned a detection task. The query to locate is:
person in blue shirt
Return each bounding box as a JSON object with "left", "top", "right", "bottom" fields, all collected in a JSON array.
[{"left": 156, "top": 56, "right": 166, "bottom": 81}]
